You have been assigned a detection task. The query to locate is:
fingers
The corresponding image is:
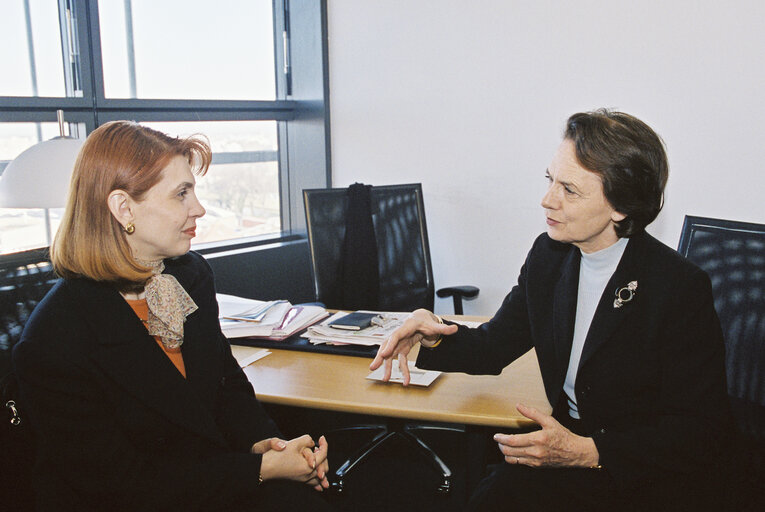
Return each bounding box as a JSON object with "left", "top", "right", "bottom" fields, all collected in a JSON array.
[
  {"left": 398, "top": 353, "right": 411, "bottom": 386},
  {"left": 312, "top": 435, "right": 329, "bottom": 469},
  {"left": 250, "top": 437, "right": 287, "bottom": 454},
  {"left": 370, "top": 337, "right": 395, "bottom": 370},
  {"left": 370, "top": 311, "right": 432, "bottom": 371},
  {"left": 293, "top": 434, "right": 316, "bottom": 449},
  {"left": 435, "top": 323, "right": 459, "bottom": 337},
  {"left": 250, "top": 439, "right": 268, "bottom": 454},
  {"left": 494, "top": 434, "right": 538, "bottom": 467},
  {"left": 494, "top": 432, "right": 535, "bottom": 449},
  {"left": 516, "top": 403, "right": 557, "bottom": 428},
  {"left": 369, "top": 350, "right": 384, "bottom": 371},
  {"left": 269, "top": 438, "right": 287, "bottom": 451},
  {"left": 312, "top": 436, "right": 330, "bottom": 490},
  {"left": 306, "top": 474, "right": 330, "bottom": 491},
  {"left": 301, "top": 446, "right": 316, "bottom": 469},
  {"left": 373, "top": 325, "right": 409, "bottom": 362},
  {"left": 382, "top": 356, "right": 393, "bottom": 382},
  {"left": 371, "top": 310, "right": 453, "bottom": 376},
  {"left": 292, "top": 434, "right": 317, "bottom": 469}
]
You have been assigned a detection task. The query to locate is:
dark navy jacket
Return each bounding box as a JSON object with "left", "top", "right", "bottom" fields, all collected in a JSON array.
[
  {"left": 14, "top": 251, "right": 279, "bottom": 511},
  {"left": 418, "top": 231, "right": 729, "bottom": 493}
]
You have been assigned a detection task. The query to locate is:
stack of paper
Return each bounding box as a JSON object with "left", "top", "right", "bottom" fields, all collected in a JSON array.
[
  {"left": 217, "top": 294, "right": 328, "bottom": 340},
  {"left": 304, "top": 311, "right": 410, "bottom": 346}
]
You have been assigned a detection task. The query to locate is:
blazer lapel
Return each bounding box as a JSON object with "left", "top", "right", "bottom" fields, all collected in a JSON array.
[
  {"left": 578, "top": 234, "right": 645, "bottom": 368},
  {"left": 552, "top": 247, "right": 581, "bottom": 379},
  {"left": 70, "top": 280, "right": 227, "bottom": 447},
  {"left": 176, "top": 309, "right": 220, "bottom": 412}
]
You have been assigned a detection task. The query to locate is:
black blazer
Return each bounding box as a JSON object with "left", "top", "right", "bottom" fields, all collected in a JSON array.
[
  {"left": 13, "top": 252, "right": 280, "bottom": 511},
  {"left": 418, "top": 231, "right": 730, "bottom": 491}
]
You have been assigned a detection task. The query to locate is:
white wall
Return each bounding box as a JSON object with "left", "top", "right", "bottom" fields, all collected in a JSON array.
[{"left": 327, "top": 0, "right": 765, "bottom": 315}]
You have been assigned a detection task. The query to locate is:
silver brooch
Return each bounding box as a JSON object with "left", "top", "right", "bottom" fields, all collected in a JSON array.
[{"left": 613, "top": 280, "right": 638, "bottom": 308}]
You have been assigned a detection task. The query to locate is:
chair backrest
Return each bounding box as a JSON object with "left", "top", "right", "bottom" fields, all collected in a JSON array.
[
  {"left": 0, "top": 248, "right": 53, "bottom": 512},
  {"left": 304, "top": 183, "right": 435, "bottom": 312},
  {"left": 1, "top": 248, "right": 59, "bottom": 378},
  {"left": 677, "top": 216, "right": 765, "bottom": 442}
]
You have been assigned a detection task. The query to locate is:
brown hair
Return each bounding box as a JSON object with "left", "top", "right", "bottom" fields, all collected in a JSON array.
[
  {"left": 51, "top": 121, "right": 211, "bottom": 287},
  {"left": 564, "top": 109, "right": 669, "bottom": 237}
]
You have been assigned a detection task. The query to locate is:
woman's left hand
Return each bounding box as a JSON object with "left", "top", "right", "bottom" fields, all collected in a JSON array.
[
  {"left": 307, "top": 435, "right": 331, "bottom": 491},
  {"left": 493, "top": 403, "right": 600, "bottom": 468},
  {"left": 250, "top": 437, "right": 287, "bottom": 455}
]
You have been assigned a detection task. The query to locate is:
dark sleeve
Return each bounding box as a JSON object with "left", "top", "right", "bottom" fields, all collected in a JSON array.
[
  {"left": 187, "top": 252, "right": 283, "bottom": 450},
  {"left": 416, "top": 244, "right": 536, "bottom": 375},
  {"left": 212, "top": 316, "right": 283, "bottom": 451},
  {"left": 592, "top": 267, "right": 730, "bottom": 488},
  {"left": 13, "top": 337, "right": 265, "bottom": 511}
]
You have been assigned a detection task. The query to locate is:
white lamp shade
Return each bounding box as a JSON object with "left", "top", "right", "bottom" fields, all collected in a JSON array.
[{"left": 0, "top": 137, "right": 84, "bottom": 209}]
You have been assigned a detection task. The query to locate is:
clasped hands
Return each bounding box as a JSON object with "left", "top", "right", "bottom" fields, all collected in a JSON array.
[
  {"left": 252, "top": 434, "right": 330, "bottom": 491},
  {"left": 370, "top": 309, "right": 599, "bottom": 469}
]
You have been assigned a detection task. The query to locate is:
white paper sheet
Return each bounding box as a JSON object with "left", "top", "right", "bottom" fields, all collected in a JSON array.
[
  {"left": 230, "top": 347, "right": 271, "bottom": 368},
  {"left": 366, "top": 360, "right": 441, "bottom": 387}
]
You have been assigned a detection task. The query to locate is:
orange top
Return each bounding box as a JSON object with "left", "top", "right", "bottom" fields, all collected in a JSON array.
[{"left": 125, "top": 298, "right": 186, "bottom": 378}]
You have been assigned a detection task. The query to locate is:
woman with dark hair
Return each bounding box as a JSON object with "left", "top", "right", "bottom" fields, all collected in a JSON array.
[
  {"left": 371, "top": 109, "right": 730, "bottom": 510},
  {"left": 13, "top": 121, "right": 332, "bottom": 511}
]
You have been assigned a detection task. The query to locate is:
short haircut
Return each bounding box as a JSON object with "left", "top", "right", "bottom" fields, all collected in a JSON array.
[
  {"left": 564, "top": 109, "right": 669, "bottom": 237},
  {"left": 51, "top": 121, "right": 211, "bottom": 288}
]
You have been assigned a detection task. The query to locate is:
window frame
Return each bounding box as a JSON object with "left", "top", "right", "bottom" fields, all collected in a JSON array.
[{"left": 0, "top": 0, "right": 330, "bottom": 255}]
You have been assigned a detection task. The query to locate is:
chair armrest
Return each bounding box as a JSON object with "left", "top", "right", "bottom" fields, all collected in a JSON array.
[
  {"left": 436, "top": 285, "right": 479, "bottom": 300},
  {"left": 436, "top": 286, "right": 479, "bottom": 315}
]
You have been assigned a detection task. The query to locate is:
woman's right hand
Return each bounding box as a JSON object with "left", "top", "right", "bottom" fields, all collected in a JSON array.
[
  {"left": 369, "top": 309, "right": 458, "bottom": 385},
  {"left": 259, "top": 434, "right": 330, "bottom": 490}
]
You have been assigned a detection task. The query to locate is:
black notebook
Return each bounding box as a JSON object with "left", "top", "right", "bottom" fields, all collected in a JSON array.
[{"left": 327, "top": 311, "right": 378, "bottom": 331}]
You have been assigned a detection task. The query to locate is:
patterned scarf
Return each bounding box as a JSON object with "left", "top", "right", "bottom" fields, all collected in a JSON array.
[{"left": 140, "top": 260, "right": 197, "bottom": 349}]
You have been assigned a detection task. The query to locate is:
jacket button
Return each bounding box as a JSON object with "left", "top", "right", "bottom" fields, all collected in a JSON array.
[
  {"left": 597, "top": 428, "right": 607, "bottom": 435},
  {"left": 220, "top": 377, "right": 226, "bottom": 386}
]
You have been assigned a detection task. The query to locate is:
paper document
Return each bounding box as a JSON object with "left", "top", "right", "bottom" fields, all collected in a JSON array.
[
  {"left": 366, "top": 360, "right": 441, "bottom": 387},
  {"left": 217, "top": 294, "right": 289, "bottom": 322},
  {"left": 217, "top": 294, "right": 328, "bottom": 340},
  {"left": 305, "top": 311, "right": 410, "bottom": 346},
  {"left": 230, "top": 346, "right": 271, "bottom": 368},
  {"left": 259, "top": 305, "right": 329, "bottom": 340}
]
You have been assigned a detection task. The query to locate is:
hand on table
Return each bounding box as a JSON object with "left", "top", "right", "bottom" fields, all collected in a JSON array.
[
  {"left": 493, "top": 404, "right": 600, "bottom": 468},
  {"left": 369, "top": 309, "right": 457, "bottom": 386}
]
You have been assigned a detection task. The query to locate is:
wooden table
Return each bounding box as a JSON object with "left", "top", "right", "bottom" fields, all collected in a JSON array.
[
  {"left": 233, "top": 344, "right": 551, "bottom": 429},
  {"left": 231, "top": 315, "right": 551, "bottom": 493}
]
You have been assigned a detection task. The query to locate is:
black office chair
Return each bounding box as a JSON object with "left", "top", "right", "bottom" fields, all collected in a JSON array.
[
  {"left": 1, "top": 248, "right": 57, "bottom": 512},
  {"left": 303, "top": 183, "right": 478, "bottom": 313},
  {"left": 677, "top": 216, "right": 765, "bottom": 511},
  {"left": 303, "top": 183, "right": 479, "bottom": 493}
]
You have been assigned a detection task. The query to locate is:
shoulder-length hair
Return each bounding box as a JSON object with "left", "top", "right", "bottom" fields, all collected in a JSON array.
[
  {"left": 565, "top": 109, "right": 669, "bottom": 237},
  {"left": 51, "top": 121, "right": 211, "bottom": 287}
]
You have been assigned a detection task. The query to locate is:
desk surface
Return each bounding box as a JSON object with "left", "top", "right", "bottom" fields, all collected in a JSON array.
[{"left": 233, "top": 316, "right": 550, "bottom": 429}]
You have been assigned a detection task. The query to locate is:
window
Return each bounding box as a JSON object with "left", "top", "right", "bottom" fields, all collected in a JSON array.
[
  {"left": 142, "top": 120, "right": 280, "bottom": 244},
  {"left": 97, "top": 0, "right": 276, "bottom": 100},
  {"left": 0, "top": 1, "right": 68, "bottom": 97},
  {"left": 0, "top": 0, "right": 329, "bottom": 256}
]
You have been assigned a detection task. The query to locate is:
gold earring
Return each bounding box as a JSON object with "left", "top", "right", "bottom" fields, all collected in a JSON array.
[{"left": 125, "top": 222, "right": 135, "bottom": 234}]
